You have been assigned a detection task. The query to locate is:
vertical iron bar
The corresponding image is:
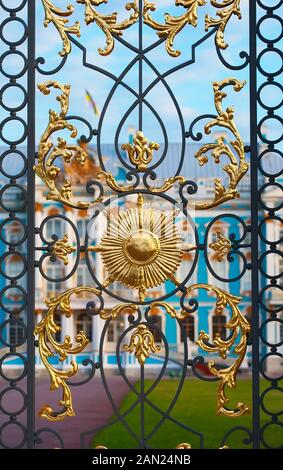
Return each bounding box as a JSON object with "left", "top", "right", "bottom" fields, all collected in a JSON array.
[
  {"left": 139, "top": 0, "right": 143, "bottom": 131},
  {"left": 140, "top": 365, "right": 145, "bottom": 448},
  {"left": 249, "top": 0, "right": 260, "bottom": 449},
  {"left": 27, "top": 0, "right": 36, "bottom": 449}
]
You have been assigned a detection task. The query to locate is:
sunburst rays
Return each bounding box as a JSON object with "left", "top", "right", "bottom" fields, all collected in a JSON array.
[{"left": 91, "top": 194, "right": 183, "bottom": 301}]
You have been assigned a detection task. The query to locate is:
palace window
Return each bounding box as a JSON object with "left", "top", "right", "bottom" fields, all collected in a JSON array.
[
  {"left": 46, "top": 261, "right": 64, "bottom": 294},
  {"left": 181, "top": 316, "right": 195, "bottom": 342},
  {"left": 77, "top": 260, "right": 93, "bottom": 286},
  {"left": 9, "top": 318, "right": 25, "bottom": 346},
  {"left": 148, "top": 316, "right": 162, "bottom": 343},
  {"left": 45, "top": 219, "right": 64, "bottom": 240},
  {"left": 212, "top": 314, "right": 227, "bottom": 340},
  {"left": 76, "top": 313, "right": 92, "bottom": 342},
  {"left": 107, "top": 317, "right": 125, "bottom": 343}
]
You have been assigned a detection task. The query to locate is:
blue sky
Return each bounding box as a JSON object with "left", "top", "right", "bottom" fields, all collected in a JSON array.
[{"left": 0, "top": 1, "right": 282, "bottom": 148}]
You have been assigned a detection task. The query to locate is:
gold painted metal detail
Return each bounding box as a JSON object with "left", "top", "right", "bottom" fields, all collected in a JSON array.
[
  {"left": 91, "top": 194, "right": 183, "bottom": 302},
  {"left": 149, "top": 301, "right": 187, "bottom": 321},
  {"left": 147, "top": 176, "right": 186, "bottom": 194},
  {"left": 123, "top": 323, "right": 161, "bottom": 365},
  {"left": 121, "top": 131, "right": 160, "bottom": 171},
  {"left": 96, "top": 171, "right": 137, "bottom": 193},
  {"left": 143, "top": 0, "right": 241, "bottom": 57},
  {"left": 41, "top": 1, "right": 80, "bottom": 56},
  {"left": 144, "top": 0, "right": 206, "bottom": 57},
  {"left": 205, "top": 0, "right": 242, "bottom": 49},
  {"left": 192, "top": 78, "right": 248, "bottom": 210},
  {"left": 100, "top": 303, "right": 138, "bottom": 320},
  {"left": 97, "top": 171, "right": 186, "bottom": 194},
  {"left": 51, "top": 234, "right": 76, "bottom": 265},
  {"left": 34, "top": 287, "right": 102, "bottom": 421},
  {"left": 209, "top": 230, "right": 232, "bottom": 261},
  {"left": 177, "top": 443, "right": 229, "bottom": 449},
  {"left": 176, "top": 443, "right": 192, "bottom": 449},
  {"left": 77, "top": 0, "right": 139, "bottom": 55},
  {"left": 186, "top": 283, "right": 250, "bottom": 417},
  {"left": 34, "top": 82, "right": 95, "bottom": 209},
  {"left": 41, "top": 1, "right": 241, "bottom": 58}
]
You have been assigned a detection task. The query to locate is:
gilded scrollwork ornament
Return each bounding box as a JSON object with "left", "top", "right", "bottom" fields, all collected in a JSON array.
[
  {"left": 40, "top": 1, "right": 242, "bottom": 58},
  {"left": 34, "top": 287, "right": 103, "bottom": 421},
  {"left": 143, "top": 0, "right": 206, "bottom": 57},
  {"left": 143, "top": 0, "right": 242, "bottom": 57},
  {"left": 34, "top": 81, "right": 100, "bottom": 209},
  {"left": 185, "top": 283, "right": 251, "bottom": 417},
  {"left": 41, "top": 0, "right": 81, "bottom": 56},
  {"left": 77, "top": 0, "right": 139, "bottom": 55},
  {"left": 191, "top": 78, "right": 248, "bottom": 209},
  {"left": 205, "top": 0, "right": 242, "bottom": 50}
]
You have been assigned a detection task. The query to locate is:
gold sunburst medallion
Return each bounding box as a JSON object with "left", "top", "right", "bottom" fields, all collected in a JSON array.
[{"left": 90, "top": 194, "right": 183, "bottom": 301}]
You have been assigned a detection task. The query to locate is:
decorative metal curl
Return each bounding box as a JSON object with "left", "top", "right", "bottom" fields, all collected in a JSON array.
[
  {"left": 190, "top": 78, "right": 248, "bottom": 209},
  {"left": 34, "top": 287, "right": 103, "bottom": 421},
  {"left": 34, "top": 81, "right": 103, "bottom": 209},
  {"left": 186, "top": 283, "right": 251, "bottom": 417}
]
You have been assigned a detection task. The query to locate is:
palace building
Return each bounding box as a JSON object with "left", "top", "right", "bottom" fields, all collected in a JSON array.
[{"left": 0, "top": 141, "right": 282, "bottom": 374}]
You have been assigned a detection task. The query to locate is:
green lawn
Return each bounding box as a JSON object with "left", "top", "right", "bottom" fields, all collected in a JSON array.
[{"left": 92, "top": 378, "right": 282, "bottom": 449}]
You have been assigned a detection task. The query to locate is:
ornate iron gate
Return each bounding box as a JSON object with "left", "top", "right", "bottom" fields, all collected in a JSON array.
[{"left": 0, "top": 0, "right": 282, "bottom": 449}]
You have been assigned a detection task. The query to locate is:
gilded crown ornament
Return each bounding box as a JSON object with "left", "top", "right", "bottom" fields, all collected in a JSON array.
[
  {"left": 121, "top": 131, "right": 160, "bottom": 171},
  {"left": 35, "top": 1, "right": 249, "bottom": 427}
]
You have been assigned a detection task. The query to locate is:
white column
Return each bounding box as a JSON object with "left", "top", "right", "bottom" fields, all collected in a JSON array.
[{"left": 92, "top": 315, "right": 104, "bottom": 362}]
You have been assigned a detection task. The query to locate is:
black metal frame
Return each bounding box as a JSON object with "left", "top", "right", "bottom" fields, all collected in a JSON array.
[{"left": 0, "top": 0, "right": 282, "bottom": 449}]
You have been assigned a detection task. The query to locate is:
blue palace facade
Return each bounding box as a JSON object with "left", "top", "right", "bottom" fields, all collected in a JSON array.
[{"left": 0, "top": 141, "right": 282, "bottom": 374}]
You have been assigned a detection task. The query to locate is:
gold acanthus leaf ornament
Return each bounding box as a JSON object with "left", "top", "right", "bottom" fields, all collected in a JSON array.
[
  {"left": 90, "top": 194, "right": 183, "bottom": 302},
  {"left": 143, "top": 0, "right": 206, "bottom": 57},
  {"left": 34, "top": 81, "right": 100, "bottom": 209},
  {"left": 186, "top": 283, "right": 251, "bottom": 417},
  {"left": 41, "top": 0, "right": 81, "bottom": 56},
  {"left": 123, "top": 324, "right": 161, "bottom": 366},
  {"left": 191, "top": 78, "right": 248, "bottom": 210},
  {"left": 40, "top": 1, "right": 242, "bottom": 57},
  {"left": 209, "top": 230, "right": 232, "bottom": 261},
  {"left": 51, "top": 234, "right": 76, "bottom": 265},
  {"left": 97, "top": 169, "right": 186, "bottom": 194},
  {"left": 34, "top": 287, "right": 103, "bottom": 421},
  {"left": 77, "top": 0, "right": 139, "bottom": 55},
  {"left": 205, "top": 0, "right": 242, "bottom": 50},
  {"left": 143, "top": 0, "right": 242, "bottom": 57}
]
